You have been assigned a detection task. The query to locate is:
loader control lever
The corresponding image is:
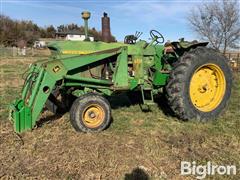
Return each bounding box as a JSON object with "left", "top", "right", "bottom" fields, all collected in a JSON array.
[{"left": 150, "top": 30, "right": 164, "bottom": 44}]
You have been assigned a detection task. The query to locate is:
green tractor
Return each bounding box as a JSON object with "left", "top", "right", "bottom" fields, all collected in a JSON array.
[{"left": 9, "top": 12, "right": 232, "bottom": 133}]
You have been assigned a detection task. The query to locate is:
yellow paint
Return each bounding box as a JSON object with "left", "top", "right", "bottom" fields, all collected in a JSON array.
[
  {"left": 82, "top": 104, "right": 105, "bottom": 128},
  {"left": 133, "top": 58, "right": 142, "bottom": 78},
  {"left": 52, "top": 65, "right": 60, "bottom": 73},
  {"left": 62, "top": 50, "right": 94, "bottom": 55},
  {"left": 189, "top": 63, "right": 226, "bottom": 112},
  {"left": 134, "top": 59, "right": 142, "bottom": 64}
]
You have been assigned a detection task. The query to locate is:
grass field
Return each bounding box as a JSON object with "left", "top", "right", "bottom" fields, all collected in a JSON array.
[{"left": 0, "top": 57, "right": 240, "bottom": 179}]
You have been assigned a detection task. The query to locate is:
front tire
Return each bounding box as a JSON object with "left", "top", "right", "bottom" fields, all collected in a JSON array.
[
  {"left": 70, "top": 93, "right": 111, "bottom": 132},
  {"left": 166, "top": 47, "right": 232, "bottom": 121}
]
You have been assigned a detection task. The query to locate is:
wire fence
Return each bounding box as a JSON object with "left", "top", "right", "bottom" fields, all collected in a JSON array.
[
  {"left": 225, "top": 52, "right": 240, "bottom": 71},
  {"left": 0, "top": 47, "right": 50, "bottom": 57},
  {"left": 0, "top": 47, "right": 239, "bottom": 71}
]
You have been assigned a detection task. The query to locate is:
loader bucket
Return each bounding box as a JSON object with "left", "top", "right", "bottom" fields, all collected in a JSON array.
[
  {"left": 9, "top": 61, "right": 60, "bottom": 133},
  {"left": 9, "top": 99, "right": 32, "bottom": 133}
]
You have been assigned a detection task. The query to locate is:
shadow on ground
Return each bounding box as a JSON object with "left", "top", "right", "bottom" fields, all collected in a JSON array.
[
  {"left": 108, "top": 91, "right": 174, "bottom": 117},
  {"left": 37, "top": 92, "right": 175, "bottom": 128},
  {"left": 124, "top": 167, "right": 149, "bottom": 180},
  {"left": 36, "top": 111, "right": 63, "bottom": 128}
]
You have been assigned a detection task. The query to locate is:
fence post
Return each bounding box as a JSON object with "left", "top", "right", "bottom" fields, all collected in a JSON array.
[{"left": 238, "top": 53, "right": 240, "bottom": 71}]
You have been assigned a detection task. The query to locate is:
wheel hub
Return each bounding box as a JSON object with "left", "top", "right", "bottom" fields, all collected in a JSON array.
[
  {"left": 82, "top": 104, "right": 105, "bottom": 128},
  {"left": 189, "top": 64, "right": 226, "bottom": 112},
  {"left": 198, "top": 84, "right": 208, "bottom": 93},
  {"left": 89, "top": 111, "right": 96, "bottom": 118}
]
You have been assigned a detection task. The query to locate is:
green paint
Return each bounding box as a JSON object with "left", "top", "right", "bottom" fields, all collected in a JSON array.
[
  {"left": 153, "top": 72, "right": 169, "bottom": 86},
  {"left": 113, "top": 47, "right": 129, "bottom": 87},
  {"left": 129, "top": 78, "right": 138, "bottom": 90},
  {"left": 10, "top": 35, "right": 207, "bottom": 133},
  {"left": 65, "top": 75, "right": 112, "bottom": 85}
]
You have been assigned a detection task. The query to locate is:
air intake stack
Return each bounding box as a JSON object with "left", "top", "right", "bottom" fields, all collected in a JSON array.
[
  {"left": 102, "top": 12, "right": 111, "bottom": 42},
  {"left": 81, "top": 11, "right": 91, "bottom": 41}
]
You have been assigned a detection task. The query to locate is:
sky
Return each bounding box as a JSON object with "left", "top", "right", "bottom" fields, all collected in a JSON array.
[{"left": 1, "top": 0, "right": 203, "bottom": 42}]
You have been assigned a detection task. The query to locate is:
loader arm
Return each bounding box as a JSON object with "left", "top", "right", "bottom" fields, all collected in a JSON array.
[{"left": 10, "top": 47, "right": 125, "bottom": 133}]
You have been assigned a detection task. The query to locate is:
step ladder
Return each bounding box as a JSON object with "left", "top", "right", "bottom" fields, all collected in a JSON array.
[{"left": 140, "top": 86, "right": 155, "bottom": 106}]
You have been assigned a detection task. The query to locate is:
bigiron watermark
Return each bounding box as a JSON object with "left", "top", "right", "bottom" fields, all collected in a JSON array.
[{"left": 180, "top": 161, "right": 237, "bottom": 179}]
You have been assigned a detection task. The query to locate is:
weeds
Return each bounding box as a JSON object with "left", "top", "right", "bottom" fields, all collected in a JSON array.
[{"left": 0, "top": 57, "right": 239, "bottom": 179}]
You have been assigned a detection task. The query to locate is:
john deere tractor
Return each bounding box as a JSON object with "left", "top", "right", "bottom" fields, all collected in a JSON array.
[{"left": 9, "top": 12, "right": 232, "bottom": 133}]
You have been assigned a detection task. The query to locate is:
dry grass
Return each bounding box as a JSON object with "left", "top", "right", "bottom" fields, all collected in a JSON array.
[{"left": 0, "top": 57, "right": 240, "bottom": 179}]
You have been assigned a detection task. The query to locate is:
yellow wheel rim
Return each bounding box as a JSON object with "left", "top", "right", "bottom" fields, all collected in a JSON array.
[
  {"left": 189, "top": 63, "right": 226, "bottom": 112},
  {"left": 82, "top": 104, "right": 105, "bottom": 128}
]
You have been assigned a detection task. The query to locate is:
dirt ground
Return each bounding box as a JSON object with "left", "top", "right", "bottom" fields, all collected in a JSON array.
[{"left": 0, "top": 57, "right": 240, "bottom": 179}]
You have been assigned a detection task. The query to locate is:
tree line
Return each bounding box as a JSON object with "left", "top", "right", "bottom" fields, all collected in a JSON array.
[{"left": 0, "top": 15, "right": 116, "bottom": 47}]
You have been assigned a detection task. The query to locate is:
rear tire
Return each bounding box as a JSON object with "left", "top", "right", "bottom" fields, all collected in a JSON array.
[
  {"left": 70, "top": 93, "right": 111, "bottom": 132},
  {"left": 166, "top": 47, "right": 232, "bottom": 121}
]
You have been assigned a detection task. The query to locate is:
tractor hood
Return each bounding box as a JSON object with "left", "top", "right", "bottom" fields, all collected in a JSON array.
[
  {"left": 48, "top": 41, "right": 126, "bottom": 55},
  {"left": 47, "top": 40, "right": 157, "bottom": 57}
]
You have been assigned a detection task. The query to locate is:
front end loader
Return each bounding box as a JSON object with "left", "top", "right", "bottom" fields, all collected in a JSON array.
[{"left": 9, "top": 12, "right": 232, "bottom": 133}]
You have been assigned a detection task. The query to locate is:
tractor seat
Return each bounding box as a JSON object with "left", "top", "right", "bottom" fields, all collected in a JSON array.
[{"left": 164, "top": 45, "right": 174, "bottom": 54}]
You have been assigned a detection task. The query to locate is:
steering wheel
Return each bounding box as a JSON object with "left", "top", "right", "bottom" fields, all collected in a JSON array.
[{"left": 150, "top": 30, "right": 165, "bottom": 44}]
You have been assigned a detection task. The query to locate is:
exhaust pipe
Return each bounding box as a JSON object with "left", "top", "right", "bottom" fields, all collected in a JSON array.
[{"left": 102, "top": 12, "right": 111, "bottom": 42}]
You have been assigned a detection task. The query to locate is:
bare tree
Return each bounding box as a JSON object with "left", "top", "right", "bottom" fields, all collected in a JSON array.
[{"left": 188, "top": 0, "right": 240, "bottom": 54}]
